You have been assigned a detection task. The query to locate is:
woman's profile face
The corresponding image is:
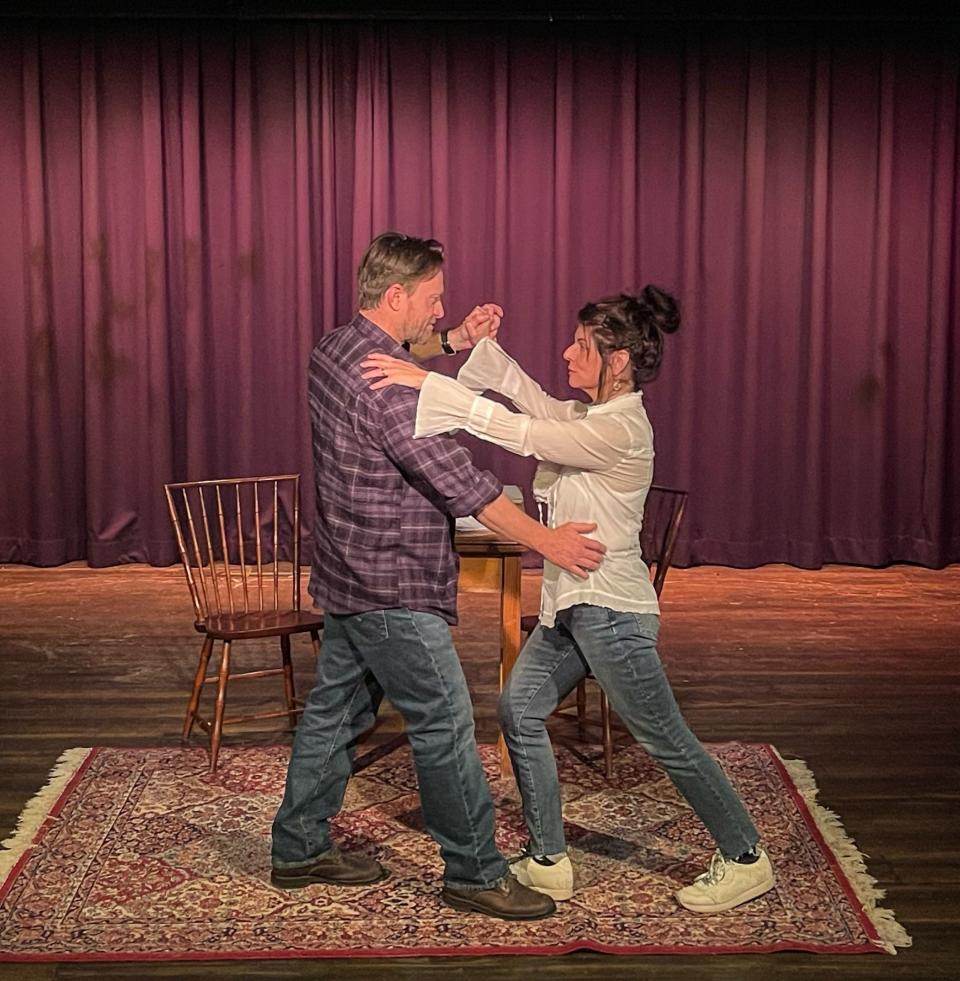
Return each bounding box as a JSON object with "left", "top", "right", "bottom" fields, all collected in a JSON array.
[{"left": 562, "top": 324, "right": 603, "bottom": 399}]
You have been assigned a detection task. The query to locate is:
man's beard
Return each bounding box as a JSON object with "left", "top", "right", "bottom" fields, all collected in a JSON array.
[{"left": 410, "top": 319, "right": 435, "bottom": 345}]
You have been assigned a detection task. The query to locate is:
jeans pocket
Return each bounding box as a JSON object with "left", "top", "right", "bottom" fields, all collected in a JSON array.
[
  {"left": 347, "top": 610, "right": 390, "bottom": 645},
  {"left": 629, "top": 612, "right": 661, "bottom": 642}
]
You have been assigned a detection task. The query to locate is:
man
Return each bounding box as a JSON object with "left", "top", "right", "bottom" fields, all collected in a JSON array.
[{"left": 271, "top": 232, "right": 606, "bottom": 920}]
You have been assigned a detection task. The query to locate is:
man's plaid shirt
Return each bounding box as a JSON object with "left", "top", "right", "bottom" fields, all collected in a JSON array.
[{"left": 306, "top": 314, "right": 502, "bottom": 624}]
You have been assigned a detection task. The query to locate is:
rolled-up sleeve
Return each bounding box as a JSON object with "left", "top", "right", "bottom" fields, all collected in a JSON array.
[
  {"left": 457, "top": 339, "right": 587, "bottom": 421},
  {"left": 376, "top": 384, "right": 502, "bottom": 517},
  {"left": 416, "top": 372, "right": 633, "bottom": 472}
]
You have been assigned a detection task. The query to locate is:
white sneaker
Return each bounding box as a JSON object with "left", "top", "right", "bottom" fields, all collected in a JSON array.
[
  {"left": 509, "top": 853, "right": 575, "bottom": 901},
  {"left": 675, "top": 849, "right": 775, "bottom": 913}
]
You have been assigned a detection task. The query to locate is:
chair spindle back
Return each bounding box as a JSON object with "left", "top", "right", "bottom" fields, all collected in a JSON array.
[{"left": 164, "top": 474, "right": 302, "bottom": 624}]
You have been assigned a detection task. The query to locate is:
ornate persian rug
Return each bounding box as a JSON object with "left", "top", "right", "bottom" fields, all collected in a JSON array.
[{"left": 0, "top": 742, "right": 910, "bottom": 962}]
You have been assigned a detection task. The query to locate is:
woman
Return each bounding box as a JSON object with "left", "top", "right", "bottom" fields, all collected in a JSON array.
[{"left": 361, "top": 287, "right": 775, "bottom": 914}]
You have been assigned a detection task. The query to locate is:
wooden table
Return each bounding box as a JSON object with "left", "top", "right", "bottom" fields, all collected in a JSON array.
[{"left": 455, "top": 532, "right": 527, "bottom": 777}]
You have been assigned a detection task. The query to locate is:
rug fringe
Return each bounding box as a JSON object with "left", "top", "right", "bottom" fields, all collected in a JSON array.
[
  {"left": 0, "top": 748, "right": 92, "bottom": 880},
  {"left": 777, "top": 751, "right": 912, "bottom": 954}
]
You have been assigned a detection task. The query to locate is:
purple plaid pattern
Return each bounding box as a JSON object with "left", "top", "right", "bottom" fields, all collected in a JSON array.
[{"left": 306, "top": 315, "right": 502, "bottom": 624}]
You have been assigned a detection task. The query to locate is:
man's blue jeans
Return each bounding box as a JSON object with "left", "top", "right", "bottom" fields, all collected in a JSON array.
[
  {"left": 272, "top": 609, "right": 508, "bottom": 890},
  {"left": 498, "top": 605, "right": 759, "bottom": 860}
]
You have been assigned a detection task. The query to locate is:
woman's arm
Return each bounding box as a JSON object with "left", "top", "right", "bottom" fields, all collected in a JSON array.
[
  {"left": 457, "top": 339, "right": 587, "bottom": 422},
  {"left": 360, "top": 354, "right": 632, "bottom": 471},
  {"left": 415, "top": 372, "right": 633, "bottom": 472}
]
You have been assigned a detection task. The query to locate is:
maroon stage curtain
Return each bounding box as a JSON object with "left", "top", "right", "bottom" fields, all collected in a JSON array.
[{"left": 1, "top": 19, "right": 958, "bottom": 568}]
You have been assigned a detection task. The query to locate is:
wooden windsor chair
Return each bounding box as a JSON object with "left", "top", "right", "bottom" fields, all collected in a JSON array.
[
  {"left": 164, "top": 474, "right": 323, "bottom": 772},
  {"left": 520, "top": 485, "right": 688, "bottom": 778}
]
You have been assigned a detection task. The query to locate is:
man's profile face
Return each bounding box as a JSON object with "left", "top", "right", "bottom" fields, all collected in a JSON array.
[{"left": 400, "top": 270, "right": 445, "bottom": 344}]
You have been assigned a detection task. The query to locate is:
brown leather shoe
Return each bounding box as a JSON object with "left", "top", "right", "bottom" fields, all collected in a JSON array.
[
  {"left": 271, "top": 846, "right": 387, "bottom": 888},
  {"left": 441, "top": 873, "right": 556, "bottom": 920}
]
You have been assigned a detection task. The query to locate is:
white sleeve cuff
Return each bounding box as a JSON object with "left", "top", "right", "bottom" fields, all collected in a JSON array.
[{"left": 456, "top": 338, "right": 521, "bottom": 395}]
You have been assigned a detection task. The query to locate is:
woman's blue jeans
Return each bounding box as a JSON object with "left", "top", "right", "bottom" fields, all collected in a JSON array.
[
  {"left": 272, "top": 609, "right": 508, "bottom": 890},
  {"left": 498, "top": 605, "right": 759, "bottom": 859}
]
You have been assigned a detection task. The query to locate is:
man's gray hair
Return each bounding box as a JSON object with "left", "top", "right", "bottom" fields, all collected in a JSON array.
[{"left": 357, "top": 232, "right": 444, "bottom": 309}]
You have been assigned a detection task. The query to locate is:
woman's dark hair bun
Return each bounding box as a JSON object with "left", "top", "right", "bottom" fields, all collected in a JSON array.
[
  {"left": 577, "top": 283, "right": 680, "bottom": 388},
  {"left": 638, "top": 284, "right": 681, "bottom": 334}
]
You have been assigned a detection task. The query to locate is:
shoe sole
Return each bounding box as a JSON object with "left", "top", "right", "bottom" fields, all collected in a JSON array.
[
  {"left": 271, "top": 869, "right": 388, "bottom": 889},
  {"left": 511, "top": 862, "right": 575, "bottom": 902},
  {"left": 676, "top": 876, "right": 775, "bottom": 913},
  {"left": 441, "top": 893, "right": 555, "bottom": 920}
]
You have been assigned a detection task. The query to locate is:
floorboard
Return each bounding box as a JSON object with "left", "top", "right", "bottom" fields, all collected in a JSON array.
[{"left": 1, "top": 562, "right": 957, "bottom": 979}]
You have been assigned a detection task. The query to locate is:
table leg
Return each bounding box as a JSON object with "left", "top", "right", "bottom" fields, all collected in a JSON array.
[{"left": 498, "top": 554, "right": 522, "bottom": 778}]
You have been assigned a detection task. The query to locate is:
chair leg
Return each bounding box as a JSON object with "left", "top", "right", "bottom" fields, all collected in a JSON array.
[
  {"left": 280, "top": 634, "right": 298, "bottom": 729},
  {"left": 183, "top": 635, "right": 214, "bottom": 742},
  {"left": 576, "top": 679, "right": 587, "bottom": 741},
  {"left": 309, "top": 628, "right": 321, "bottom": 658},
  {"left": 600, "top": 688, "right": 613, "bottom": 779},
  {"left": 209, "top": 640, "right": 231, "bottom": 773}
]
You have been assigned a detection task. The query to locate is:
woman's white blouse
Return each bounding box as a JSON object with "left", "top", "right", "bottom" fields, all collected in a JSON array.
[{"left": 414, "top": 338, "right": 660, "bottom": 627}]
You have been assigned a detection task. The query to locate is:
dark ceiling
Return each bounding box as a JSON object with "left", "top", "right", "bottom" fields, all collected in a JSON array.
[{"left": 1, "top": 1, "right": 955, "bottom": 22}]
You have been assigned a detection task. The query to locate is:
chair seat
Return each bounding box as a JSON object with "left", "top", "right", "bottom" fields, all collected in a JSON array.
[{"left": 199, "top": 610, "right": 325, "bottom": 640}]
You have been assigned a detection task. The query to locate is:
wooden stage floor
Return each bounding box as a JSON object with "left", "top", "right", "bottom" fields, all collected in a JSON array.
[{"left": 1, "top": 563, "right": 957, "bottom": 980}]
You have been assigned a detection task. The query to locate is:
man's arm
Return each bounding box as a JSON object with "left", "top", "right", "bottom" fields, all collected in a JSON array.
[
  {"left": 407, "top": 332, "right": 445, "bottom": 361},
  {"left": 372, "top": 387, "right": 604, "bottom": 580},
  {"left": 408, "top": 303, "right": 503, "bottom": 361},
  {"left": 475, "top": 493, "right": 606, "bottom": 580}
]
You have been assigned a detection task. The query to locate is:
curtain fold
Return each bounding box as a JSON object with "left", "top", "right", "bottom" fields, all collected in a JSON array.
[{"left": 1, "top": 19, "right": 957, "bottom": 567}]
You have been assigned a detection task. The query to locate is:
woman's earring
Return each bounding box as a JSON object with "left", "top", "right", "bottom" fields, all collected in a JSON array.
[{"left": 613, "top": 379, "right": 623, "bottom": 393}]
